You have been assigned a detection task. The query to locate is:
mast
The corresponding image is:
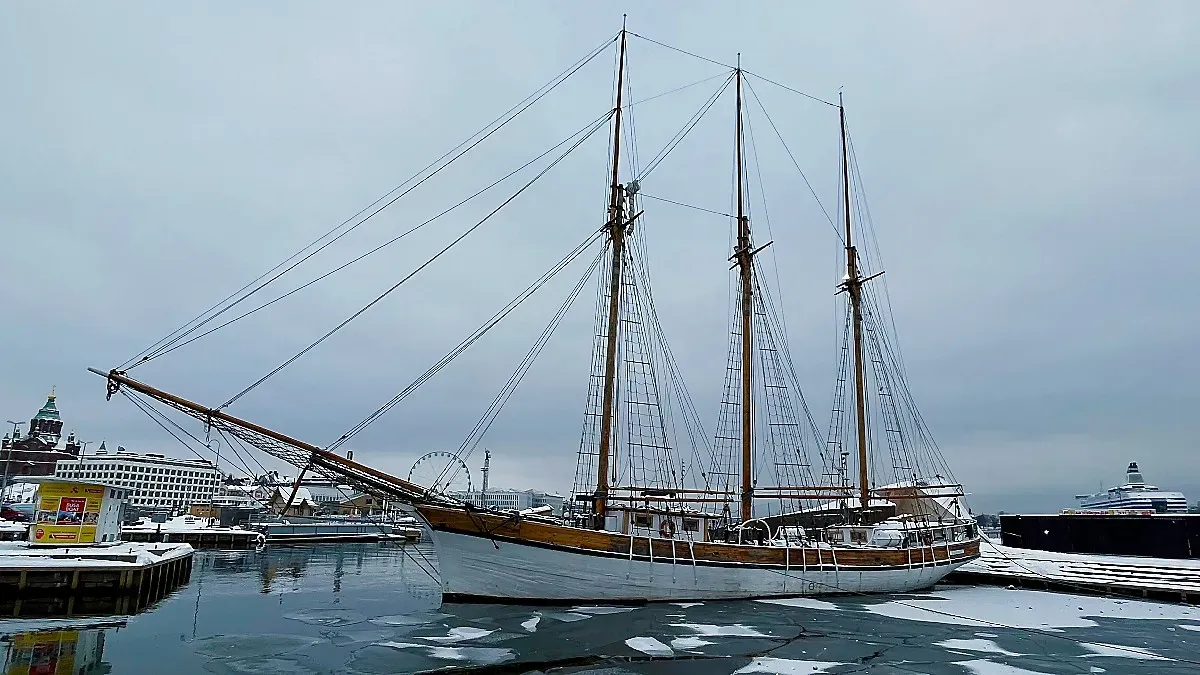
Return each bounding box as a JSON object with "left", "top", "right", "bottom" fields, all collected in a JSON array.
[
  {"left": 734, "top": 62, "right": 754, "bottom": 523},
  {"left": 839, "top": 98, "right": 871, "bottom": 514},
  {"left": 593, "top": 27, "right": 628, "bottom": 524}
]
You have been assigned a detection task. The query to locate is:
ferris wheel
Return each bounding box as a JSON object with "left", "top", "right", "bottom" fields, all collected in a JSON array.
[{"left": 408, "top": 451, "right": 473, "bottom": 495}]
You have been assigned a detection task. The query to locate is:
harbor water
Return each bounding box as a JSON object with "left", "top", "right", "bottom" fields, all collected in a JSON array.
[{"left": 2, "top": 542, "right": 1200, "bottom": 673}]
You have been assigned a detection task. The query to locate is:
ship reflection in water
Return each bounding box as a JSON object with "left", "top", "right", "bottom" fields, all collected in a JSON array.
[{"left": 1, "top": 543, "right": 1199, "bottom": 674}]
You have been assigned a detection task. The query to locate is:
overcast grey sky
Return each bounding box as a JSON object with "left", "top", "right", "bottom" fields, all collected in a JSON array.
[{"left": 2, "top": 2, "right": 1197, "bottom": 514}]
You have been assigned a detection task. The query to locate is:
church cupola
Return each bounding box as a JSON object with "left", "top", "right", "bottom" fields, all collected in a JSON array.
[{"left": 29, "top": 390, "right": 64, "bottom": 447}]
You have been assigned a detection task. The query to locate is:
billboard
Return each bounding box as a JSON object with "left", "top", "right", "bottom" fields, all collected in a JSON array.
[{"left": 30, "top": 482, "right": 104, "bottom": 546}]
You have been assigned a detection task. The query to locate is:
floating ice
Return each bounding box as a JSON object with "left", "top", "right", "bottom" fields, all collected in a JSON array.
[
  {"left": 282, "top": 607, "right": 366, "bottom": 627},
  {"left": 671, "top": 602, "right": 703, "bottom": 608},
  {"left": 1180, "top": 624, "right": 1200, "bottom": 632},
  {"left": 520, "top": 616, "right": 540, "bottom": 632},
  {"left": 935, "top": 639, "right": 1022, "bottom": 656},
  {"left": 625, "top": 636, "right": 673, "bottom": 656},
  {"left": 733, "top": 656, "right": 844, "bottom": 673},
  {"left": 670, "top": 636, "right": 714, "bottom": 650},
  {"left": 544, "top": 611, "right": 591, "bottom": 622},
  {"left": 567, "top": 605, "right": 636, "bottom": 615},
  {"left": 424, "top": 646, "right": 514, "bottom": 663},
  {"left": 369, "top": 612, "right": 449, "bottom": 627},
  {"left": 669, "top": 622, "right": 770, "bottom": 637},
  {"left": 756, "top": 597, "right": 840, "bottom": 611},
  {"left": 954, "top": 660, "right": 1056, "bottom": 675},
  {"left": 193, "top": 634, "right": 321, "bottom": 658},
  {"left": 865, "top": 586, "right": 1200, "bottom": 630},
  {"left": 375, "top": 641, "right": 514, "bottom": 665},
  {"left": 420, "top": 626, "right": 495, "bottom": 643},
  {"left": 1080, "top": 642, "right": 1172, "bottom": 660}
]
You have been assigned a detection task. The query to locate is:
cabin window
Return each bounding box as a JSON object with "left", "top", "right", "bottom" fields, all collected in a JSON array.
[
  {"left": 933, "top": 529, "right": 947, "bottom": 543},
  {"left": 682, "top": 518, "right": 700, "bottom": 533},
  {"left": 828, "top": 530, "right": 845, "bottom": 543},
  {"left": 850, "top": 530, "right": 867, "bottom": 544},
  {"left": 633, "top": 513, "right": 651, "bottom": 527}
]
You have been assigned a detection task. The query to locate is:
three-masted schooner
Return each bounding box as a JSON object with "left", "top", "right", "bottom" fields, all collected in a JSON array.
[{"left": 94, "top": 26, "right": 979, "bottom": 603}]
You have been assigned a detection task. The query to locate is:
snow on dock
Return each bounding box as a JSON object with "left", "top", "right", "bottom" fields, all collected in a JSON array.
[{"left": 948, "top": 537, "right": 1200, "bottom": 604}]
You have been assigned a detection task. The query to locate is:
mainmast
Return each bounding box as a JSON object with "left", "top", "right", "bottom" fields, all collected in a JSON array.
[
  {"left": 733, "top": 63, "right": 754, "bottom": 523},
  {"left": 593, "top": 27, "right": 628, "bottom": 525},
  {"left": 839, "top": 98, "right": 871, "bottom": 513}
]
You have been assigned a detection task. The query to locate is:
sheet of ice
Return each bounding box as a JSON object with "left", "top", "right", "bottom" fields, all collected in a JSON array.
[
  {"left": 733, "top": 657, "right": 844, "bottom": 674},
  {"left": 671, "top": 602, "right": 703, "bottom": 608},
  {"left": 975, "top": 633, "right": 999, "bottom": 638},
  {"left": 625, "top": 637, "right": 673, "bottom": 656},
  {"left": 1080, "top": 642, "right": 1172, "bottom": 660},
  {"left": 865, "top": 586, "right": 1200, "bottom": 630},
  {"left": 670, "top": 636, "right": 714, "bottom": 650},
  {"left": 568, "top": 605, "right": 636, "bottom": 615},
  {"left": 670, "top": 622, "right": 770, "bottom": 637},
  {"left": 369, "top": 612, "right": 449, "bottom": 627},
  {"left": 282, "top": 608, "right": 366, "bottom": 626},
  {"left": 955, "top": 660, "right": 1056, "bottom": 675},
  {"left": 424, "top": 646, "right": 514, "bottom": 663},
  {"left": 935, "top": 639, "right": 1022, "bottom": 656},
  {"left": 420, "top": 626, "right": 495, "bottom": 643},
  {"left": 520, "top": 616, "right": 540, "bottom": 632},
  {"left": 756, "top": 597, "right": 840, "bottom": 611},
  {"left": 1180, "top": 624, "right": 1200, "bottom": 632},
  {"left": 544, "top": 611, "right": 591, "bottom": 622},
  {"left": 376, "top": 642, "right": 513, "bottom": 664}
]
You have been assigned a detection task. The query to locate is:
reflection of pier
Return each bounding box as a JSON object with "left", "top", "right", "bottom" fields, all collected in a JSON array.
[{"left": 1, "top": 626, "right": 115, "bottom": 673}]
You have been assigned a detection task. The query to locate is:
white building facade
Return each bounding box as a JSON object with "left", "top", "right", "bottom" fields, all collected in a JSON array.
[
  {"left": 54, "top": 450, "right": 221, "bottom": 511},
  {"left": 450, "top": 489, "right": 566, "bottom": 516}
]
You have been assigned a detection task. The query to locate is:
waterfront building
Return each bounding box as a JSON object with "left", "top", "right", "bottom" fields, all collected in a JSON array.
[
  {"left": 449, "top": 488, "right": 566, "bottom": 516},
  {"left": 54, "top": 448, "right": 220, "bottom": 511},
  {"left": 1, "top": 392, "right": 83, "bottom": 483},
  {"left": 265, "top": 487, "right": 318, "bottom": 516}
]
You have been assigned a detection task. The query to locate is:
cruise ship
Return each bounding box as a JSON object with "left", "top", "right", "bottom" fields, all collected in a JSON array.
[{"left": 1074, "top": 462, "right": 1189, "bottom": 513}]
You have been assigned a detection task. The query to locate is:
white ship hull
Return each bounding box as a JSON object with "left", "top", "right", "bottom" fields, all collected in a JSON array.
[{"left": 429, "top": 527, "right": 972, "bottom": 602}]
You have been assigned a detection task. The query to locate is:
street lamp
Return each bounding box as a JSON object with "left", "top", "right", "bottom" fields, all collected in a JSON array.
[{"left": 2, "top": 421, "right": 25, "bottom": 504}]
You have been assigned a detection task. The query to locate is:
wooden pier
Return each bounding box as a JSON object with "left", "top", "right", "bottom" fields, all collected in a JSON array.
[
  {"left": 948, "top": 538, "right": 1200, "bottom": 605},
  {"left": 0, "top": 542, "right": 194, "bottom": 618}
]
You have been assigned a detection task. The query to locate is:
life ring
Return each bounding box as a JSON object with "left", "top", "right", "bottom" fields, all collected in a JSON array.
[{"left": 658, "top": 519, "right": 676, "bottom": 538}]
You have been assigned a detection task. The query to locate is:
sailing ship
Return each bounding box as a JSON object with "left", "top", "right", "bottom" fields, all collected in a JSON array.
[{"left": 92, "top": 26, "right": 980, "bottom": 602}]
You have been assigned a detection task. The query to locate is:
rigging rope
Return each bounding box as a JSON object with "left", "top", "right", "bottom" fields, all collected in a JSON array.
[
  {"left": 636, "top": 72, "right": 735, "bottom": 181},
  {"left": 329, "top": 226, "right": 608, "bottom": 451},
  {"left": 136, "top": 108, "right": 619, "bottom": 366},
  {"left": 743, "top": 78, "right": 841, "bottom": 240},
  {"left": 220, "top": 110, "right": 615, "bottom": 410},
  {"left": 122, "top": 33, "right": 619, "bottom": 371},
  {"left": 432, "top": 246, "right": 608, "bottom": 494}
]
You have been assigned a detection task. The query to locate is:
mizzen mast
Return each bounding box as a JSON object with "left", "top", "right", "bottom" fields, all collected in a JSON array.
[
  {"left": 593, "top": 27, "right": 628, "bottom": 525},
  {"left": 733, "top": 62, "right": 755, "bottom": 523},
  {"left": 838, "top": 97, "right": 872, "bottom": 514}
]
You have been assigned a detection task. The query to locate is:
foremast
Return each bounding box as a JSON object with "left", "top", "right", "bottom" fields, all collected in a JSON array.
[
  {"left": 593, "top": 27, "right": 628, "bottom": 525},
  {"left": 837, "top": 98, "right": 872, "bottom": 513},
  {"left": 732, "top": 64, "right": 755, "bottom": 523}
]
